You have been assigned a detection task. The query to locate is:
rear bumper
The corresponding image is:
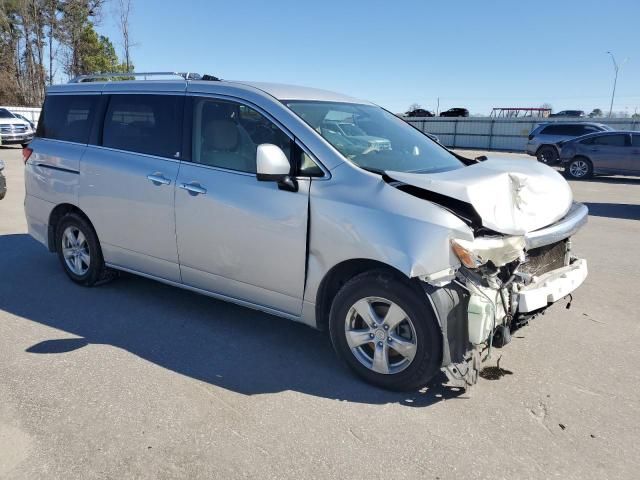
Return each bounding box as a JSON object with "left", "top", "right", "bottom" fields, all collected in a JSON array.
[{"left": 517, "top": 258, "right": 588, "bottom": 312}]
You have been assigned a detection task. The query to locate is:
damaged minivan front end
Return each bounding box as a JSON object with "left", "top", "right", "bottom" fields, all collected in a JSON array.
[{"left": 386, "top": 158, "right": 589, "bottom": 388}]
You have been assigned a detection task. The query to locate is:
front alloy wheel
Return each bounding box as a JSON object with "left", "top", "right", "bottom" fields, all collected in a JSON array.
[
  {"left": 329, "top": 270, "right": 442, "bottom": 391},
  {"left": 345, "top": 297, "right": 417, "bottom": 375}
]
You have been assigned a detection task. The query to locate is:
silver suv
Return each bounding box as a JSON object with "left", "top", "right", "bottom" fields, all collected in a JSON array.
[
  {"left": 24, "top": 73, "right": 588, "bottom": 391},
  {"left": 526, "top": 122, "right": 612, "bottom": 164}
]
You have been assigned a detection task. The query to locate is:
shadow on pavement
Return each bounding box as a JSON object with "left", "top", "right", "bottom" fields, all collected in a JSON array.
[
  {"left": 0, "top": 233, "right": 464, "bottom": 407},
  {"left": 585, "top": 202, "right": 640, "bottom": 221},
  {"left": 587, "top": 176, "right": 640, "bottom": 186}
]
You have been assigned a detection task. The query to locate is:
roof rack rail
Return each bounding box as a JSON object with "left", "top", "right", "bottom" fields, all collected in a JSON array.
[{"left": 68, "top": 71, "right": 219, "bottom": 83}]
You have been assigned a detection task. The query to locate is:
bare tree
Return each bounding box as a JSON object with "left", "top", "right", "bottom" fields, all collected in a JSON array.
[{"left": 116, "top": 0, "right": 134, "bottom": 71}]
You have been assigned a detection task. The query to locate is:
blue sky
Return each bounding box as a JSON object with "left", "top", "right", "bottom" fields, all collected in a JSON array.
[{"left": 98, "top": 0, "right": 639, "bottom": 115}]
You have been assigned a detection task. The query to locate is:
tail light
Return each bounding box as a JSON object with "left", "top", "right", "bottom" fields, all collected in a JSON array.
[{"left": 22, "top": 146, "right": 33, "bottom": 164}]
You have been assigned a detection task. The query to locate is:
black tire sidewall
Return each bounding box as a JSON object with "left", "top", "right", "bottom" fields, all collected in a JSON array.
[
  {"left": 537, "top": 146, "right": 558, "bottom": 164},
  {"left": 56, "top": 213, "right": 104, "bottom": 286},
  {"left": 329, "top": 270, "right": 442, "bottom": 391}
]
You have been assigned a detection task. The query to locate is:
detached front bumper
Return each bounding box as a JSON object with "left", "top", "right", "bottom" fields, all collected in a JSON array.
[{"left": 517, "top": 258, "right": 587, "bottom": 312}]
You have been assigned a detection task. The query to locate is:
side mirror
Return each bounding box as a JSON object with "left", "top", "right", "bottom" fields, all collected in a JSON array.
[
  {"left": 256, "top": 144, "right": 298, "bottom": 192},
  {"left": 256, "top": 144, "right": 291, "bottom": 181}
]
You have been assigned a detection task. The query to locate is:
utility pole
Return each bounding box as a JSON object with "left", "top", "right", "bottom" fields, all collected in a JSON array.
[{"left": 606, "top": 52, "right": 628, "bottom": 118}]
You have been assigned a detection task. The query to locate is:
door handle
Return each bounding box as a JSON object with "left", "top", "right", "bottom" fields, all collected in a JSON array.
[
  {"left": 179, "top": 182, "right": 207, "bottom": 195},
  {"left": 147, "top": 173, "right": 171, "bottom": 185}
]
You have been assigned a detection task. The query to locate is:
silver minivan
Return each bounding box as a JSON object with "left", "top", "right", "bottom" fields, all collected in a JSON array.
[{"left": 24, "top": 73, "right": 589, "bottom": 391}]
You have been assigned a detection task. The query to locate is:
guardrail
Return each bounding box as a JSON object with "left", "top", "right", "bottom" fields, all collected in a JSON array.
[{"left": 404, "top": 117, "right": 640, "bottom": 152}]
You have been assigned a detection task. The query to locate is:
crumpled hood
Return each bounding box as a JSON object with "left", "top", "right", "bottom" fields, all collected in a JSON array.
[{"left": 386, "top": 158, "right": 573, "bottom": 235}]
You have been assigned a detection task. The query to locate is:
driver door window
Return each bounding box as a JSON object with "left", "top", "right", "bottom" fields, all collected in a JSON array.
[{"left": 192, "top": 99, "right": 292, "bottom": 173}]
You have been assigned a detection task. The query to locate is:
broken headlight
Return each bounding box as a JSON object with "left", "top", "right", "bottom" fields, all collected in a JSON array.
[{"left": 451, "top": 236, "right": 526, "bottom": 269}]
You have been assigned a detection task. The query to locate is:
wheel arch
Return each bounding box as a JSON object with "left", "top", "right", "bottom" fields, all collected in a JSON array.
[
  {"left": 314, "top": 258, "right": 413, "bottom": 332},
  {"left": 536, "top": 143, "right": 559, "bottom": 156},
  {"left": 47, "top": 203, "right": 97, "bottom": 252}
]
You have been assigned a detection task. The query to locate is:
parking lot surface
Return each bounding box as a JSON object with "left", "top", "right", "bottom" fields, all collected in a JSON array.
[{"left": 1, "top": 146, "right": 639, "bottom": 479}]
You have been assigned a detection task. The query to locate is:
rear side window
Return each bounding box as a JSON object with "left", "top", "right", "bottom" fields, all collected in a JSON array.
[
  {"left": 540, "top": 125, "right": 568, "bottom": 135},
  {"left": 102, "top": 94, "right": 183, "bottom": 158},
  {"left": 37, "top": 94, "right": 99, "bottom": 143},
  {"left": 541, "top": 124, "right": 590, "bottom": 136},
  {"left": 578, "top": 125, "right": 600, "bottom": 135},
  {"left": 592, "top": 134, "right": 627, "bottom": 146},
  {"left": 632, "top": 134, "right": 640, "bottom": 147}
]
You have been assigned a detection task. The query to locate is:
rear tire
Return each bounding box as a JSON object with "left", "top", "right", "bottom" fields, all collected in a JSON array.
[
  {"left": 55, "top": 213, "right": 107, "bottom": 286},
  {"left": 329, "top": 269, "right": 442, "bottom": 391},
  {"left": 536, "top": 145, "right": 559, "bottom": 165},
  {"left": 565, "top": 156, "right": 593, "bottom": 179}
]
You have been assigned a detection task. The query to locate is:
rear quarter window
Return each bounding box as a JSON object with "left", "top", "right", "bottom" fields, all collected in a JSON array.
[{"left": 36, "top": 94, "right": 99, "bottom": 143}]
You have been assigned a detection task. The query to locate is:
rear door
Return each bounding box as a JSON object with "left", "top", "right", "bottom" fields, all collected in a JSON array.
[
  {"left": 588, "top": 133, "right": 629, "bottom": 173},
  {"left": 80, "top": 91, "right": 184, "bottom": 281},
  {"left": 174, "top": 96, "right": 310, "bottom": 316},
  {"left": 628, "top": 134, "right": 640, "bottom": 174}
]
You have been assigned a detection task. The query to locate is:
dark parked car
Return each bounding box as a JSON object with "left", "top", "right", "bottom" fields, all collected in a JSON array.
[
  {"left": 559, "top": 131, "right": 640, "bottom": 179},
  {"left": 550, "top": 110, "right": 585, "bottom": 118},
  {"left": 526, "top": 122, "right": 612, "bottom": 164},
  {"left": 406, "top": 108, "right": 434, "bottom": 117},
  {"left": 439, "top": 108, "right": 469, "bottom": 117}
]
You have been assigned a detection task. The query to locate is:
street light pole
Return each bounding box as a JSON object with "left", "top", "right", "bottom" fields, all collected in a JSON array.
[
  {"left": 606, "top": 52, "right": 628, "bottom": 118},
  {"left": 607, "top": 52, "right": 618, "bottom": 118}
]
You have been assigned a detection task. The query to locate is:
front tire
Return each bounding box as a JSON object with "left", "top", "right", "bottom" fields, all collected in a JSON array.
[
  {"left": 536, "top": 145, "right": 559, "bottom": 164},
  {"left": 329, "top": 270, "right": 442, "bottom": 391},
  {"left": 565, "top": 156, "right": 593, "bottom": 179},
  {"left": 56, "top": 213, "right": 106, "bottom": 286}
]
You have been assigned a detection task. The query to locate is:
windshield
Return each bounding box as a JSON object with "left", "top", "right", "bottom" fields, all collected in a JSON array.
[
  {"left": 285, "top": 101, "right": 463, "bottom": 174},
  {"left": 0, "top": 109, "right": 16, "bottom": 119}
]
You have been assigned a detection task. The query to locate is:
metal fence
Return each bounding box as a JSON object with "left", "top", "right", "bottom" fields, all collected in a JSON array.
[
  {"left": 404, "top": 117, "right": 640, "bottom": 152},
  {"left": 0, "top": 106, "right": 41, "bottom": 124}
]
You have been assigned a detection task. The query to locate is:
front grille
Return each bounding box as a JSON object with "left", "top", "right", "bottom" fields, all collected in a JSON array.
[
  {"left": 520, "top": 240, "right": 567, "bottom": 276},
  {"left": 0, "top": 124, "right": 27, "bottom": 133}
]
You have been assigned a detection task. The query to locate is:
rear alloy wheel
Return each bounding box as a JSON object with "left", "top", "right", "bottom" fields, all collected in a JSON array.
[
  {"left": 566, "top": 157, "right": 593, "bottom": 179},
  {"left": 56, "top": 213, "right": 108, "bottom": 286},
  {"left": 536, "top": 145, "right": 559, "bottom": 165},
  {"left": 329, "top": 270, "right": 442, "bottom": 391}
]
